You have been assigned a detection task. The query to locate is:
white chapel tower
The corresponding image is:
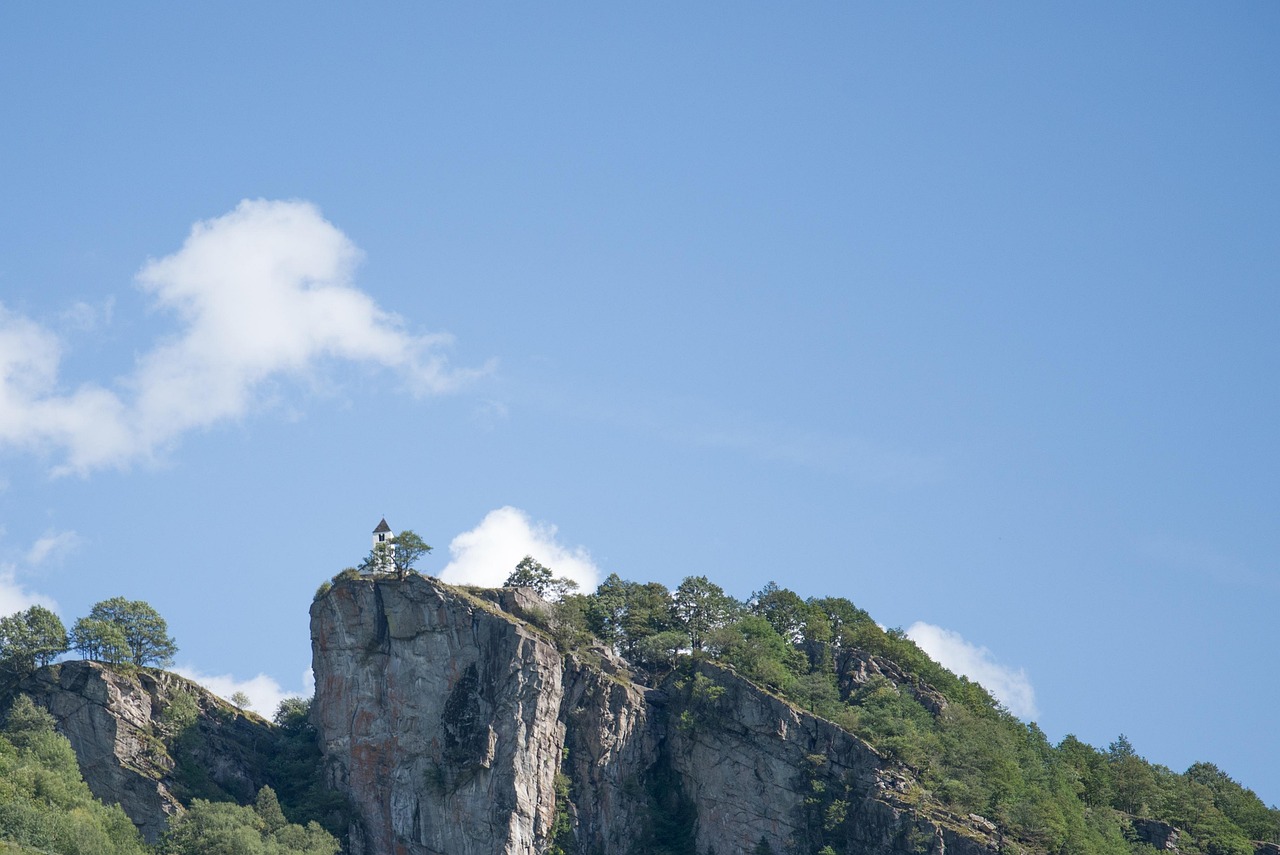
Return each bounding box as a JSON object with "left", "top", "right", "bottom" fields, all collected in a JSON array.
[
  {"left": 364, "top": 518, "right": 395, "bottom": 574},
  {"left": 373, "top": 517, "right": 393, "bottom": 549}
]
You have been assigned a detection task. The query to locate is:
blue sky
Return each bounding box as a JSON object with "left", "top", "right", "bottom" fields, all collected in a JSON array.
[{"left": 2, "top": 3, "right": 1278, "bottom": 805}]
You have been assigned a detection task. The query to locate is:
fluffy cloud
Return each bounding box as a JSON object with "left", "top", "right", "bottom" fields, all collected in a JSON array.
[
  {"left": 439, "top": 507, "right": 600, "bottom": 592},
  {"left": 906, "top": 621, "right": 1040, "bottom": 720},
  {"left": 0, "top": 199, "right": 486, "bottom": 475},
  {"left": 174, "top": 665, "right": 313, "bottom": 719},
  {"left": 0, "top": 568, "right": 57, "bottom": 618}
]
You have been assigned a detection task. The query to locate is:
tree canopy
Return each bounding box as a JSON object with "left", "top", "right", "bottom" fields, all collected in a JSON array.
[
  {"left": 505, "top": 555, "right": 579, "bottom": 600},
  {"left": 0, "top": 605, "right": 68, "bottom": 681},
  {"left": 358, "top": 529, "right": 432, "bottom": 579},
  {"left": 82, "top": 597, "right": 177, "bottom": 667}
]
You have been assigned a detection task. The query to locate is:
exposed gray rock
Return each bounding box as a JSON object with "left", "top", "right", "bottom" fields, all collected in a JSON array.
[
  {"left": 841, "top": 649, "right": 950, "bottom": 717},
  {"left": 20, "top": 660, "right": 181, "bottom": 841},
  {"left": 19, "top": 660, "right": 275, "bottom": 842},
  {"left": 311, "top": 576, "right": 567, "bottom": 855},
  {"left": 1131, "top": 817, "right": 1181, "bottom": 852}
]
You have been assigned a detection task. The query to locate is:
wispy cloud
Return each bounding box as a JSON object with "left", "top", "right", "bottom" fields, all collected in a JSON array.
[
  {"left": 0, "top": 199, "right": 490, "bottom": 475},
  {"left": 440, "top": 506, "right": 600, "bottom": 592},
  {"left": 58, "top": 297, "right": 114, "bottom": 333},
  {"left": 1136, "top": 537, "right": 1280, "bottom": 596},
  {"left": 543, "top": 390, "right": 941, "bottom": 488},
  {"left": 25, "top": 529, "right": 81, "bottom": 566},
  {"left": 174, "top": 665, "right": 313, "bottom": 719},
  {"left": 0, "top": 530, "right": 77, "bottom": 617},
  {"left": 906, "top": 621, "right": 1039, "bottom": 720}
]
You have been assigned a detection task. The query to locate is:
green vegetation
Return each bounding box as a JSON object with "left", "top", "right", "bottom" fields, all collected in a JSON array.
[
  {"left": 0, "top": 606, "right": 68, "bottom": 686},
  {"left": 549, "top": 573, "right": 1280, "bottom": 855},
  {"left": 504, "top": 555, "right": 579, "bottom": 600},
  {"left": 0, "top": 695, "right": 148, "bottom": 855},
  {"left": 80, "top": 598, "right": 177, "bottom": 668},
  {"left": 0, "top": 569, "right": 1272, "bottom": 855},
  {"left": 357, "top": 529, "right": 432, "bottom": 580},
  {"left": 160, "top": 786, "right": 338, "bottom": 855},
  {"left": 0, "top": 686, "right": 343, "bottom": 855},
  {"left": 267, "top": 697, "right": 353, "bottom": 838}
]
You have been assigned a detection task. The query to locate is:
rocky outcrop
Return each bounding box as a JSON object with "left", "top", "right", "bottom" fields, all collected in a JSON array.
[
  {"left": 311, "top": 578, "right": 568, "bottom": 855},
  {"left": 1130, "top": 818, "right": 1180, "bottom": 852},
  {"left": 840, "top": 650, "right": 950, "bottom": 717},
  {"left": 18, "top": 660, "right": 275, "bottom": 842},
  {"left": 311, "top": 576, "right": 1003, "bottom": 855}
]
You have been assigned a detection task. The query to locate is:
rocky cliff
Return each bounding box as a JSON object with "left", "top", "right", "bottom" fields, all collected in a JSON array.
[
  {"left": 311, "top": 576, "right": 1005, "bottom": 855},
  {"left": 18, "top": 660, "right": 277, "bottom": 842}
]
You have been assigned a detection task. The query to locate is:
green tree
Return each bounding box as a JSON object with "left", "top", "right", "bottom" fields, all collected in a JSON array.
[
  {"left": 69, "top": 616, "right": 130, "bottom": 664},
  {"left": 255, "top": 785, "right": 288, "bottom": 834},
  {"left": 0, "top": 605, "right": 68, "bottom": 679},
  {"left": 274, "top": 696, "right": 312, "bottom": 729},
  {"left": 505, "top": 555, "right": 579, "bottom": 600},
  {"left": 0, "top": 694, "right": 149, "bottom": 854},
  {"left": 358, "top": 541, "right": 394, "bottom": 575},
  {"left": 506, "top": 555, "right": 553, "bottom": 593},
  {"left": 748, "top": 582, "right": 808, "bottom": 643},
  {"left": 672, "top": 575, "right": 739, "bottom": 652},
  {"left": 585, "top": 573, "right": 629, "bottom": 644},
  {"left": 1183, "top": 762, "right": 1280, "bottom": 843},
  {"left": 86, "top": 597, "right": 177, "bottom": 667},
  {"left": 163, "top": 797, "right": 339, "bottom": 855},
  {"left": 1058, "top": 734, "right": 1113, "bottom": 807},
  {"left": 1108, "top": 734, "right": 1157, "bottom": 815},
  {"left": 230, "top": 691, "right": 250, "bottom": 710},
  {"left": 586, "top": 576, "right": 675, "bottom": 661},
  {"left": 390, "top": 529, "right": 432, "bottom": 580}
]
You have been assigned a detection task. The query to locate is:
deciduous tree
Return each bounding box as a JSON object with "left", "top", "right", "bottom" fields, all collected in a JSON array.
[
  {"left": 86, "top": 597, "right": 177, "bottom": 667},
  {"left": 672, "top": 575, "right": 739, "bottom": 652},
  {"left": 390, "top": 530, "right": 431, "bottom": 580},
  {"left": 70, "top": 616, "right": 129, "bottom": 665},
  {"left": 0, "top": 605, "right": 68, "bottom": 679}
]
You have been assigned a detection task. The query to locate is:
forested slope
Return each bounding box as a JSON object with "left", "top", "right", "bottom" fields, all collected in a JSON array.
[{"left": 532, "top": 570, "right": 1280, "bottom": 855}]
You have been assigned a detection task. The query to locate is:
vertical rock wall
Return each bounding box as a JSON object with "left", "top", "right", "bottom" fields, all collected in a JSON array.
[{"left": 311, "top": 577, "right": 569, "bottom": 855}]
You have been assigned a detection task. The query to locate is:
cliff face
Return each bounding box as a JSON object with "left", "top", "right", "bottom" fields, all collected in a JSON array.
[
  {"left": 311, "top": 578, "right": 568, "bottom": 855},
  {"left": 19, "top": 660, "right": 276, "bottom": 842},
  {"left": 311, "top": 576, "right": 1003, "bottom": 855}
]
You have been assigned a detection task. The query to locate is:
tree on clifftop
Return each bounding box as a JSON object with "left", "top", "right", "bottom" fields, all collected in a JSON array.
[
  {"left": 505, "top": 555, "right": 579, "bottom": 600},
  {"left": 0, "top": 605, "right": 68, "bottom": 680},
  {"left": 391, "top": 530, "right": 431, "bottom": 580},
  {"left": 85, "top": 597, "right": 177, "bottom": 667},
  {"left": 69, "top": 616, "right": 129, "bottom": 664},
  {"left": 358, "top": 529, "right": 431, "bottom": 579}
]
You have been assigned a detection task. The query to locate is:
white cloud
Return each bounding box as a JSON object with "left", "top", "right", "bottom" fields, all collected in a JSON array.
[
  {"left": 439, "top": 506, "right": 600, "bottom": 592},
  {"left": 25, "top": 529, "right": 80, "bottom": 566},
  {"left": 0, "top": 199, "right": 488, "bottom": 475},
  {"left": 0, "top": 567, "right": 57, "bottom": 618},
  {"left": 0, "top": 530, "right": 73, "bottom": 618},
  {"left": 174, "top": 665, "right": 310, "bottom": 719},
  {"left": 906, "top": 621, "right": 1040, "bottom": 720}
]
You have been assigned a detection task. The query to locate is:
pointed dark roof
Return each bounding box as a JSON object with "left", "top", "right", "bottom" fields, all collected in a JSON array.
[{"left": 373, "top": 518, "right": 392, "bottom": 534}]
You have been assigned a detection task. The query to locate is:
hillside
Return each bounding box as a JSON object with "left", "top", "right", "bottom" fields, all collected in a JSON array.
[{"left": 0, "top": 569, "right": 1275, "bottom": 855}]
